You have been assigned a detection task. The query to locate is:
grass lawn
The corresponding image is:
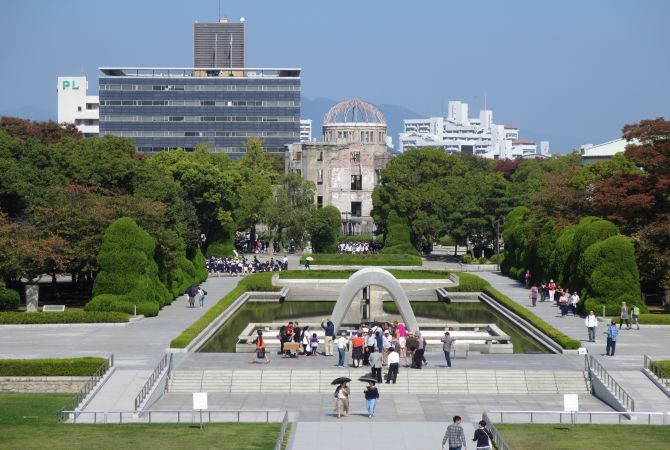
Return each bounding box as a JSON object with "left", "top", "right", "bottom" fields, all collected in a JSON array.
[
  {"left": 496, "top": 424, "right": 670, "bottom": 450},
  {"left": 0, "top": 393, "right": 280, "bottom": 450},
  {"left": 279, "top": 269, "right": 450, "bottom": 279},
  {"left": 299, "top": 253, "right": 422, "bottom": 266}
]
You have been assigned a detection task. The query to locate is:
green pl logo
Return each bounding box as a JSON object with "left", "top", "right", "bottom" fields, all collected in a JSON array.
[{"left": 62, "top": 80, "right": 80, "bottom": 90}]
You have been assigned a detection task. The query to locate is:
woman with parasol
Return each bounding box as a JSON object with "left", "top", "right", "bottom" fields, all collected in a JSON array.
[
  {"left": 359, "top": 376, "right": 380, "bottom": 419},
  {"left": 331, "top": 377, "right": 350, "bottom": 418}
]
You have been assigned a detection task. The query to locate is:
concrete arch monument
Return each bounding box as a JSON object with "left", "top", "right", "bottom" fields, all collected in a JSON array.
[{"left": 330, "top": 267, "right": 419, "bottom": 332}]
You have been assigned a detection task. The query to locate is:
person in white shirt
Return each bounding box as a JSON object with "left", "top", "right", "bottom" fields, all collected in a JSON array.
[
  {"left": 585, "top": 310, "right": 598, "bottom": 342},
  {"left": 570, "top": 291, "right": 580, "bottom": 316},
  {"left": 336, "top": 333, "right": 349, "bottom": 368},
  {"left": 382, "top": 331, "right": 393, "bottom": 365},
  {"left": 386, "top": 347, "right": 400, "bottom": 384}
]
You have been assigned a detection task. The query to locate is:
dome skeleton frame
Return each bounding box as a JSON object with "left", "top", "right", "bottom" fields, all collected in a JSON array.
[{"left": 323, "top": 99, "right": 386, "bottom": 126}]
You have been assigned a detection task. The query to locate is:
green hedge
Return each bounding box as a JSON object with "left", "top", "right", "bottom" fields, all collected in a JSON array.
[
  {"left": 0, "top": 287, "right": 20, "bottom": 311},
  {"left": 205, "top": 242, "right": 235, "bottom": 258},
  {"left": 0, "top": 311, "right": 129, "bottom": 324},
  {"left": 445, "top": 272, "right": 490, "bottom": 292},
  {"left": 170, "top": 272, "right": 279, "bottom": 349},
  {"left": 278, "top": 269, "right": 450, "bottom": 279},
  {"left": 0, "top": 357, "right": 107, "bottom": 376},
  {"left": 299, "top": 253, "right": 421, "bottom": 266}
]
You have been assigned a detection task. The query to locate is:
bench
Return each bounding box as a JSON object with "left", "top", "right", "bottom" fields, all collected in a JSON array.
[
  {"left": 436, "top": 288, "right": 451, "bottom": 303},
  {"left": 451, "top": 343, "right": 469, "bottom": 359},
  {"left": 42, "top": 305, "right": 65, "bottom": 312}
]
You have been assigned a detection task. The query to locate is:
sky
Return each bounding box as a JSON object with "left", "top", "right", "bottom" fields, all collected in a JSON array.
[{"left": 0, "top": 0, "right": 668, "bottom": 152}]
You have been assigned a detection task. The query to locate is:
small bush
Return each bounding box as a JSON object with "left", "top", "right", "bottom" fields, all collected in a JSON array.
[
  {"left": 0, "top": 287, "right": 20, "bottom": 311},
  {"left": 299, "top": 253, "right": 421, "bottom": 266},
  {"left": 461, "top": 254, "right": 474, "bottom": 264},
  {"left": 238, "top": 272, "right": 280, "bottom": 292},
  {"left": 0, "top": 311, "right": 129, "bottom": 324},
  {"left": 446, "top": 272, "right": 490, "bottom": 292},
  {"left": 0, "top": 357, "right": 108, "bottom": 376},
  {"left": 205, "top": 242, "right": 235, "bottom": 258},
  {"left": 191, "top": 246, "right": 208, "bottom": 282},
  {"left": 438, "top": 235, "right": 455, "bottom": 246}
]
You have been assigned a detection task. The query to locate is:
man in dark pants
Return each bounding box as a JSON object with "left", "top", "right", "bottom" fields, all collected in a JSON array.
[
  {"left": 369, "top": 347, "right": 383, "bottom": 383},
  {"left": 606, "top": 320, "right": 619, "bottom": 356},
  {"left": 386, "top": 347, "right": 399, "bottom": 384}
]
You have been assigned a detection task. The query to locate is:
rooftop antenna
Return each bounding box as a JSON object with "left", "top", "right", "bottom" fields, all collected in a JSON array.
[{"left": 218, "top": 0, "right": 221, "bottom": 21}]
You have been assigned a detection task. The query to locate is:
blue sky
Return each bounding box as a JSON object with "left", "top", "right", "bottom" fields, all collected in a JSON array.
[{"left": 0, "top": 0, "right": 668, "bottom": 152}]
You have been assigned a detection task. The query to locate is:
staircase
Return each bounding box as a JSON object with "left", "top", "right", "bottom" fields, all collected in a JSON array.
[{"left": 168, "top": 369, "right": 590, "bottom": 395}]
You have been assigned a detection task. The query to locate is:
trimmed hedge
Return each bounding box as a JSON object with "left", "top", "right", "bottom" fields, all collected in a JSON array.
[
  {"left": 278, "top": 269, "right": 450, "bottom": 279},
  {"left": 170, "top": 272, "right": 279, "bottom": 348},
  {"left": 299, "top": 253, "right": 422, "bottom": 266},
  {"left": 381, "top": 211, "right": 420, "bottom": 256},
  {"left": 0, "top": 287, "right": 20, "bottom": 311},
  {"left": 0, "top": 357, "right": 107, "bottom": 376},
  {"left": 0, "top": 311, "right": 129, "bottom": 324},
  {"left": 205, "top": 242, "right": 235, "bottom": 258},
  {"left": 445, "top": 272, "right": 490, "bottom": 292}
]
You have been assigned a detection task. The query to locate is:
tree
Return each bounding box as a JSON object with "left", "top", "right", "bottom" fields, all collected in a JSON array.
[
  {"left": 306, "top": 206, "right": 341, "bottom": 253},
  {"left": 0, "top": 117, "right": 82, "bottom": 144},
  {"left": 265, "top": 173, "right": 316, "bottom": 248}
]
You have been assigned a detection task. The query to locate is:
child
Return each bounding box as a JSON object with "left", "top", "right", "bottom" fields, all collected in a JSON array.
[{"left": 310, "top": 333, "right": 319, "bottom": 356}]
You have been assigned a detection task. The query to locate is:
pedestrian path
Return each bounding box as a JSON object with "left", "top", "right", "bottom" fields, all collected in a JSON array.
[{"left": 83, "top": 369, "right": 152, "bottom": 412}]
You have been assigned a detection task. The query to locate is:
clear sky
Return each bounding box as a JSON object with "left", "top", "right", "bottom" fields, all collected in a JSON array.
[{"left": 0, "top": 0, "right": 668, "bottom": 152}]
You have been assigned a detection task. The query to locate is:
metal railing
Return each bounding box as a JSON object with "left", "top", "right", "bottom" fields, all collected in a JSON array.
[
  {"left": 274, "top": 411, "right": 290, "bottom": 450},
  {"left": 489, "top": 410, "right": 669, "bottom": 425},
  {"left": 586, "top": 354, "right": 635, "bottom": 411},
  {"left": 482, "top": 412, "right": 512, "bottom": 450},
  {"left": 134, "top": 353, "right": 171, "bottom": 411},
  {"left": 71, "top": 354, "right": 114, "bottom": 410},
  {"left": 644, "top": 355, "right": 670, "bottom": 389},
  {"left": 58, "top": 408, "right": 284, "bottom": 424}
]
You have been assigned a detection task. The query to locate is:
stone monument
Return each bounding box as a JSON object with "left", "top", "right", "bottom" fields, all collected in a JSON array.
[{"left": 25, "top": 284, "right": 39, "bottom": 312}]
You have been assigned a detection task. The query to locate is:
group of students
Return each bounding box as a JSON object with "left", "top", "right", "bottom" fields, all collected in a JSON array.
[
  {"left": 277, "top": 321, "right": 320, "bottom": 357},
  {"left": 528, "top": 279, "right": 580, "bottom": 317},
  {"left": 206, "top": 255, "right": 289, "bottom": 275},
  {"left": 336, "top": 241, "right": 383, "bottom": 254}
]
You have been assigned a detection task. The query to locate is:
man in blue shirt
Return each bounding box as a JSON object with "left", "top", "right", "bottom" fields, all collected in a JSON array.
[{"left": 606, "top": 320, "right": 619, "bottom": 356}]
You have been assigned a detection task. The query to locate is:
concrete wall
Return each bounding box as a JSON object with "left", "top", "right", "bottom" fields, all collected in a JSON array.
[
  {"left": 589, "top": 369, "right": 628, "bottom": 413},
  {"left": 0, "top": 376, "right": 91, "bottom": 393}
]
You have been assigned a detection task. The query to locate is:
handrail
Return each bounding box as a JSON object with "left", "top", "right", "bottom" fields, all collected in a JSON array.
[
  {"left": 586, "top": 354, "right": 635, "bottom": 411},
  {"left": 482, "top": 412, "right": 513, "bottom": 450},
  {"left": 644, "top": 355, "right": 670, "bottom": 389},
  {"left": 58, "top": 408, "right": 284, "bottom": 424},
  {"left": 72, "top": 354, "right": 114, "bottom": 410},
  {"left": 134, "top": 353, "right": 169, "bottom": 412},
  {"left": 489, "top": 409, "right": 668, "bottom": 425},
  {"left": 274, "top": 411, "right": 290, "bottom": 450}
]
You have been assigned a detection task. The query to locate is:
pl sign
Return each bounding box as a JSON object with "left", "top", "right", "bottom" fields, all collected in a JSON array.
[{"left": 62, "top": 80, "right": 80, "bottom": 90}]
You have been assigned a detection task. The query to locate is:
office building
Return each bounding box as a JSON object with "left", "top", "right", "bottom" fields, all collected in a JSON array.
[
  {"left": 398, "top": 100, "right": 549, "bottom": 159},
  {"left": 580, "top": 138, "right": 628, "bottom": 165},
  {"left": 286, "top": 99, "right": 391, "bottom": 235},
  {"left": 300, "top": 119, "right": 312, "bottom": 142},
  {"left": 194, "top": 18, "right": 245, "bottom": 68},
  {"left": 98, "top": 67, "right": 301, "bottom": 155},
  {"left": 56, "top": 76, "right": 99, "bottom": 137}
]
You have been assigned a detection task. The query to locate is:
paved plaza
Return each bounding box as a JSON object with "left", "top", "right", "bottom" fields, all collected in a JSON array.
[{"left": 1, "top": 253, "right": 669, "bottom": 448}]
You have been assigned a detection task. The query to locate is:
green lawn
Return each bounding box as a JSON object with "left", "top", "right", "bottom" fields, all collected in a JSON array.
[
  {"left": 0, "top": 393, "right": 280, "bottom": 450},
  {"left": 299, "top": 253, "right": 422, "bottom": 266},
  {"left": 496, "top": 424, "right": 670, "bottom": 450},
  {"left": 279, "top": 269, "right": 450, "bottom": 279}
]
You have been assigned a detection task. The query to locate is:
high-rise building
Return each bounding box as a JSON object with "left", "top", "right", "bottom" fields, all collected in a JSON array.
[
  {"left": 98, "top": 67, "right": 300, "bottom": 156},
  {"left": 194, "top": 18, "right": 245, "bottom": 68},
  {"left": 399, "top": 100, "right": 549, "bottom": 159},
  {"left": 300, "top": 119, "right": 312, "bottom": 142},
  {"left": 56, "top": 76, "right": 99, "bottom": 137}
]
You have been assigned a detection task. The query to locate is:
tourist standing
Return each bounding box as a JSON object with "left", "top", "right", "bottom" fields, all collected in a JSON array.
[
  {"left": 473, "top": 420, "right": 493, "bottom": 450},
  {"left": 382, "top": 330, "right": 392, "bottom": 365},
  {"left": 442, "top": 415, "right": 467, "bottom": 450},
  {"left": 630, "top": 304, "right": 640, "bottom": 330},
  {"left": 530, "top": 284, "right": 538, "bottom": 307},
  {"left": 351, "top": 332, "right": 365, "bottom": 368},
  {"left": 386, "top": 347, "right": 399, "bottom": 384},
  {"left": 606, "top": 320, "right": 619, "bottom": 356},
  {"left": 363, "top": 381, "right": 379, "bottom": 419},
  {"left": 321, "top": 319, "right": 335, "bottom": 356},
  {"left": 364, "top": 330, "right": 376, "bottom": 366},
  {"left": 301, "top": 327, "right": 311, "bottom": 355},
  {"left": 198, "top": 287, "right": 207, "bottom": 308},
  {"left": 540, "top": 283, "right": 547, "bottom": 302},
  {"left": 310, "top": 333, "right": 319, "bottom": 357},
  {"left": 369, "top": 347, "right": 383, "bottom": 382},
  {"left": 441, "top": 331, "right": 454, "bottom": 368},
  {"left": 336, "top": 332, "right": 349, "bottom": 368},
  {"left": 620, "top": 302, "right": 630, "bottom": 329},
  {"left": 585, "top": 310, "right": 598, "bottom": 342},
  {"left": 333, "top": 382, "right": 349, "bottom": 418}
]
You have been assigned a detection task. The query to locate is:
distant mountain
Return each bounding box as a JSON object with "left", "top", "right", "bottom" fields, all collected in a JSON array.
[{"left": 301, "top": 97, "right": 425, "bottom": 148}]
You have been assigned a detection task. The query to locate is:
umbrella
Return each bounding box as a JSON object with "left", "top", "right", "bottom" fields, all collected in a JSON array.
[
  {"left": 331, "top": 377, "right": 351, "bottom": 385},
  {"left": 306, "top": 256, "right": 314, "bottom": 261},
  {"left": 358, "top": 376, "right": 377, "bottom": 385}
]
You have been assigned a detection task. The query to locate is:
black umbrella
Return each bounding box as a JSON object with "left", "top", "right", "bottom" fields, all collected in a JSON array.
[
  {"left": 331, "top": 377, "right": 351, "bottom": 385},
  {"left": 358, "top": 376, "right": 377, "bottom": 384}
]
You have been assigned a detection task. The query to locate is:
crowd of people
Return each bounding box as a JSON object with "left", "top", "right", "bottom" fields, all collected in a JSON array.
[
  {"left": 336, "top": 241, "right": 383, "bottom": 254},
  {"left": 206, "top": 255, "right": 289, "bottom": 275}
]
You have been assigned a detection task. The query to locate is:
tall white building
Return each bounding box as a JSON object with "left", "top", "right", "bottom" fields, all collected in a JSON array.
[
  {"left": 57, "top": 76, "right": 99, "bottom": 137},
  {"left": 300, "top": 119, "right": 312, "bottom": 142},
  {"left": 399, "top": 100, "right": 549, "bottom": 159}
]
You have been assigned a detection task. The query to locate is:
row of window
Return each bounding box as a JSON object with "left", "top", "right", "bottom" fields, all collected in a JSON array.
[
  {"left": 137, "top": 146, "right": 286, "bottom": 154},
  {"left": 100, "top": 84, "right": 299, "bottom": 92},
  {"left": 99, "top": 100, "right": 299, "bottom": 107},
  {"left": 324, "top": 130, "right": 386, "bottom": 143},
  {"left": 101, "top": 115, "right": 298, "bottom": 123},
  {"left": 101, "top": 131, "right": 298, "bottom": 138}
]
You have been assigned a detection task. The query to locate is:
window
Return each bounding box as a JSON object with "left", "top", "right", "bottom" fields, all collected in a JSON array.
[
  {"left": 317, "top": 196, "right": 323, "bottom": 208},
  {"left": 351, "top": 201, "right": 362, "bottom": 217},
  {"left": 351, "top": 175, "right": 362, "bottom": 190},
  {"left": 350, "top": 151, "right": 360, "bottom": 162},
  {"left": 77, "top": 106, "right": 82, "bottom": 112},
  {"left": 317, "top": 169, "right": 323, "bottom": 185}
]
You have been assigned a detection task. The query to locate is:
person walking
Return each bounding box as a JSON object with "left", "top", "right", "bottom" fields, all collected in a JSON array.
[
  {"left": 333, "top": 382, "right": 350, "bottom": 418},
  {"left": 606, "top": 320, "right": 619, "bottom": 356},
  {"left": 369, "top": 347, "right": 383, "bottom": 383},
  {"left": 441, "top": 331, "right": 454, "bottom": 368},
  {"left": 386, "top": 347, "right": 399, "bottom": 384},
  {"left": 559, "top": 290, "right": 569, "bottom": 317},
  {"left": 524, "top": 270, "right": 531, "bottom": 288},
  {"left": 363, "top": 381, "right": 379, "bottom": 419},
  {"left": 250, "top": 330, "right": 269, "bottom": 364},
  {"left": 442, "top": 415, "right": 467, "bottom": 450},
  {"left": 548, "top": 280, "right": 556, "bottom": 304},
  {"left": 473, "top": 420, "right": 493, "bottom": 450},
  {"left": 540, "top": 282, "right": 547, "bottom": 302},
  {"left": 530, "top": 284, "right": 538, "bottom": 307},
  {"left": 198, "top": 287, "right": 207, "bottom": 308},
  {"left": 570, "top": 291, "right": 580, "bottom": 316},
  {"left": 336, "top": 332, "right": 349, "bottom": 368},
  {"left": 630, "top": 304, "right": 640, "bottom": 330},
  {"left": 585, "top": 310, "right": 598, "bottom": 342},
  {"left": 321, "top": 319, "right": 335, "bottom": 356},
  {"left": 187, "top": 285, "right": 198, "bottom": 308},
  {"left": 619, "top": 302, "right": 630, "bottom": 329}
]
